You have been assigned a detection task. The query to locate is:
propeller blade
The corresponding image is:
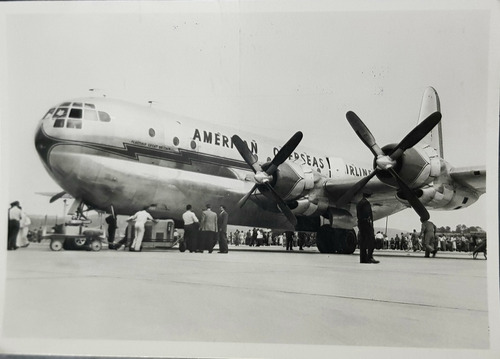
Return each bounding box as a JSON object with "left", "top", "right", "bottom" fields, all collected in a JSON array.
[
  {"left": 390, "top": 111, "right": 442, "bottom": 160},
  {"left": 346, "top": 111, "right": 384, "bottom": 157},
  {"left": 264, "top": 183, "right": 297, "bottom": 226},
  {"left": 50, "top": 191, "right": 67, "bottom": 203},
  {"left": 238, "top": 184, "right": 259, "bottom": 208},
  {"left": 388, "top": 168, "right": 430, "bottom": 222},
  {"left": 231, "top": 135, "right": 260, "bottom": 173},
  {"left": 265, "top": 131, "right": 303, "bottom": 175},
  {"left": 337, "top": 170, "right": 378, "bottom": 206}
]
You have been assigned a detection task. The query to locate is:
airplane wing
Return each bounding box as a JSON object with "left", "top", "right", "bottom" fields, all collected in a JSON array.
[
  {"left": 323, "top": 176, "right": 395, "bottom": 202},
  {"left": 36, "top": 191, "right": 73, "bottom": 203},
  {"left": 449, "top": 166, "right": 486, "bottom": 194},
  {"left": 323, "top": 176, "right": 408, "bottom": 222}
]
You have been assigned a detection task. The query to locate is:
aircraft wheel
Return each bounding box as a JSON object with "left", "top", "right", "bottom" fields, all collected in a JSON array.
[
  {"left": 343, "top": 230, "right": 357, "bottom": 254},
  {"left": 74, "top": 237, "right": 87, "bottom": 247},
  {"left": 179, "top": 241, "right": 186, "bottom": 252},
  {"left": 90, "top": 239, "right": 102, "bottom": 251},
  {"left": 50, "top": 239, "right": 63, "bottom": 251},
  {"left": 316, "top": 225, "right": 334, "bottom": 253}
]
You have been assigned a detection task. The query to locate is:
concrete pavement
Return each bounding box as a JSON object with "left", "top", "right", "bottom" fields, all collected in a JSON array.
[{"left": 0, "top": 242, "right": 490, "bottom": 357}]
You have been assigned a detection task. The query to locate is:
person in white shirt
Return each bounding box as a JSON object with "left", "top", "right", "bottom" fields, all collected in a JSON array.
[
  {"left": 128, "top": 207, "right": 154, "bottom": 252},
  {"left": 17, "top": 209, "right": 31, "bottom": 248},
  {"left": 8, "top": 201, "right": 22, "bottom": 250},
  {"left": 182, "top": 204, "right": 199, "bottom": 252}
]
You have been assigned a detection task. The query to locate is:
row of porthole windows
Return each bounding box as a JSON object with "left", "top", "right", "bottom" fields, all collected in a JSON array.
[{"left": 149, "top": 130, "right": 197, "bottom": 150}]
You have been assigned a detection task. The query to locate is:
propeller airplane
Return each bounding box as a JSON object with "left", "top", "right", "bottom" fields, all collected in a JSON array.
[{"left": 34, "top": 87, "right": 486, "bottom": 254}]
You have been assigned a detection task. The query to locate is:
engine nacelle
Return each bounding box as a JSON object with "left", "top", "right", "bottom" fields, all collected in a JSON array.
[
  {"left": 272, "top": 161, "right": 315, "bottom": 200},
  {"left": 289, "top": 197, "right": 329, "bottom": 217},
  {"left": 377, "top": 144, "right": 441, "bottom": 189},
  {"left": 397, "top": 184, "right": 480, "bottom": 210}
]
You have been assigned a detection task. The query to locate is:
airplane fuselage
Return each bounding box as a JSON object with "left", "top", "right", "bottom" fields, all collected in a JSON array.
[{"left": 34, "top": 97, "right": 483, "bottom": 232}]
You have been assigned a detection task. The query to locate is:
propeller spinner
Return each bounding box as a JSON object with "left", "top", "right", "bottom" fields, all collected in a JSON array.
[
  {"left": 231, "top": 132, "right": 303, "bottom": 226},
  {"left": 338, "top": 111, "right": 442, "bottom": 222}
]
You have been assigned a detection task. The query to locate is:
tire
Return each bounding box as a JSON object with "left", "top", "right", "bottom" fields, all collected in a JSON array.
[
  {"left": 343, "top": 230, "right": 357, "bottom": 254},
  {"left": 316, "top": 225, "right": 334, "bottom": 253},
  {"left": 90, "top": 239, "right": 102, "bottom": 251},
  {"left": 73, "top": 237, "right": 87, "bottom": 247},
  {"left": 50, "top": 240, "right": 63, "bottom": 251},
  {"left": 179, "top": 241, "right": 186, "bottom": 252}
]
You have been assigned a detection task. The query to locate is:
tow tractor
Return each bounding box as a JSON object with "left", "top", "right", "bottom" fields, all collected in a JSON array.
[{"left": 44, "top": 218, "right": 106, "bottom": 251}]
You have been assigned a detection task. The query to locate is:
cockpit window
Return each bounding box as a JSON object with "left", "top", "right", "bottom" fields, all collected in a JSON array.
[
  {"left": 67, "top": 119, "right": 82, "bottom": 129},
  {"left": 43, "top": 108, "right": 55, "bottom": 120},
  {"left": 69, "top": 108, "right": 83, "bottom": 119},
  {"left": 98, "top": 111, "right": 111, "bottom": 122},
  {"left": 48, "top": 102, "right": 111, "bottom": 128},
  {"left": 54, "top": 119, "right": 65, "bottom": 128},
  {"left": 54, "top": 107, "right": 69, "bottom": 118},
  {"left": 84, "top": 110, "right": 98, "bottom": 121}
]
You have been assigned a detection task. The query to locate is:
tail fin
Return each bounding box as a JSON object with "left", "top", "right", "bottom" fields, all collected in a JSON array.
[{"left": 418, "top": 86, "right": 444, "bottom": 158}]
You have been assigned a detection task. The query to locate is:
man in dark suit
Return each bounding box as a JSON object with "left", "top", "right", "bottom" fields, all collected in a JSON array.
[
  {"left": 217, "top": 205, "right": 229, "bottom": 253},
  {"left": 357, "top": 193, "right": 379, "bottom": 264},
  {"left": 200, "top": 204, "right": 218, "bottom": 253}
]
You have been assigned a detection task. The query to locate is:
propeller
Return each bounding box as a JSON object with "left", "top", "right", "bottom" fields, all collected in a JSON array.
[
  {"left": 338, "top": 111, "right": 441, "bottom": 222},
  {"left": 232, "top": 132, "right": 303, "bottom": 226}
]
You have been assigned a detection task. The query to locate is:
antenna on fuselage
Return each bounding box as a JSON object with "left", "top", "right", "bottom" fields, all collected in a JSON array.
[
  {"left": 89, "top": 88, "right": 107, "bottom": 97},
  {"left": 148, "top": 100, "right": 157, "bottom": 108}
]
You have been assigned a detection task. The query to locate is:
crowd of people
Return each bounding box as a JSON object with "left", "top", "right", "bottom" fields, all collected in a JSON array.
[
  {"left": 374, "top": 230, "right": 487, "bottom": 257},
  {"left": 7, "top": 200, "right": 487, "bottom": 260}
]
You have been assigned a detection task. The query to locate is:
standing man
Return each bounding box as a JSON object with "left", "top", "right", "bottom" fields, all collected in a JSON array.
[
  {"left": 410, "top": 229, "right": 419, "bottom": 251},
  {"left": 421, "top": 219, "right": 437, "bottom": 258},
  {"left": 8, "top": 201, "right": 22, "bottom": 250},
  {"left": 128, "top": 206, "right": 153, "bottom": 252},
  {"left": 356, "top": 193, "right": 379, "bottom": 264},
  {"left": 182, "top": 204, "right": 199, "bottom": 253},
  {"left": 285, "top": 231, "right": 294, "bottom": 251},
  {"left": 200, "top": 204, "right": 218, "bottom": 253},
  {"left": 217, "top": 205, "right": 229, "bottom": 253},
  {"left": 105, "top": 214, "right": 118, "bottom": 249}
]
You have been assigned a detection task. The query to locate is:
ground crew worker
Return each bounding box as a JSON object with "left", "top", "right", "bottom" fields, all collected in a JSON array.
[
  {"left": 106, "top": 214, "right": 118, "bottom": 249},
  {"left": 217, "top": 205, "right": 229, "bottom": 253},
  {"left": 356, "top": 193, "right": 379, "bottom": 264},
  {"left": 200, "top": 204, "right": 218, "bottom": 253},
  {"left": 128, "top": 206, "right": 153, "bottom": 252},
  {"left": 421, "top": 219, "right": 437, "bottom": 258},
  {"left": 182, "top": 204, "right": 199, "bottom": 252},
  {"left": 8, "top": 201, "right": 22, "bottom": 250}
]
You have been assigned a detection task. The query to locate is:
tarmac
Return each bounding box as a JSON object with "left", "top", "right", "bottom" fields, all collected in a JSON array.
[{"left": 0, "top": 242, "right": 492, "bottom": 358}]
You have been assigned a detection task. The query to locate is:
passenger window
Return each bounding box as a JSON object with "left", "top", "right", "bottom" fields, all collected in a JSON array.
[
  {"left": 98, "top": 111, "right": 111, "bottom": 122},
  {"left": 43, "top": 108, "right": 55, "bottom": 120},
  {"left": 54, "top": 119, "right": 65, "bottom": 128},
  {"left": 84, "top": 110, "right": 98, "bottom": 121},
  {"left": 67, "top": 119, "right": 82, "bottom": 129},
  {"left": 53, "top": 107, "right": 69, "bottom": 118},
  {"left": 69, "top": 108, "right": 83, "bottom": 119}
]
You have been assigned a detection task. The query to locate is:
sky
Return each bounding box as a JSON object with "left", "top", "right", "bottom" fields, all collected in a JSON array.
[{"left": 0, "top": 0, "right": 498, "bottom": 233}]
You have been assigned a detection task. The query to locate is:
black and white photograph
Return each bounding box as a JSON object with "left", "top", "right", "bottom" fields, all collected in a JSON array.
[{"left": 1, "top": 1, "right": 499, "bottom": 358}]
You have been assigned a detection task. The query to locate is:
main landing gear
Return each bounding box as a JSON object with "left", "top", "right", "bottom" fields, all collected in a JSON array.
[{"left": 316, "top": 225, "right": 357, "bottom": 254}]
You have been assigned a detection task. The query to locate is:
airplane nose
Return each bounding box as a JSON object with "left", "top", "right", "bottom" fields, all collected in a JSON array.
[{"left": 34, "top": 123, "right": 54, "bottom": 168}]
